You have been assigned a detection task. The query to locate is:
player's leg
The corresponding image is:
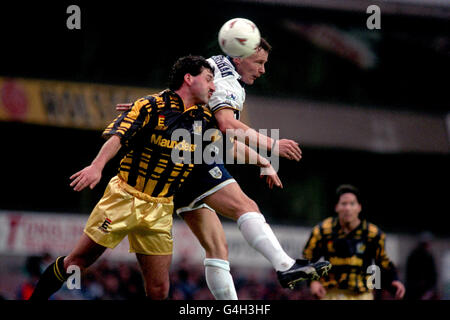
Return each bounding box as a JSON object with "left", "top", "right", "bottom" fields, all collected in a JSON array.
[
  {"left": 29, "top": 233, "right": 106, "bottom": 300},
  {"left": 129, "top": 197, "right": 174, "bottom": 299},
  {"left": 202, "top": 182, "right": 331, "bottom": 288},
  {"left": 30, "top": 176, "right": 136, "bottom": 300},
  {"left": 182, "top": 207, "right": 237, "bottom": 300},
  {"left": 202, "top": 182, "right": 295, "bottom": 270},
  {"left": 176, "top": 163, "right": 330, "bottom": 289},
  {"left": 136, "top": 253, "right": 172, "bottom": 300},
  {"left": 64, "top": 233, "right": 108, "bottom": 270}
]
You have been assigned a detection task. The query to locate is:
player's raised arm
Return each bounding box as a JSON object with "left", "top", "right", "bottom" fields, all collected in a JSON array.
[
  {"left": 215, "top": 108, "right": 302, "bottom": 162},
  {"left": 70, "top": 135, "right": 122, "bottom": 191},
  {"left": 116, "top": 103, "right": 132, "bottom": 112},
  {"left": 231, "top": 139, "right": 283, "bottom": 189}
]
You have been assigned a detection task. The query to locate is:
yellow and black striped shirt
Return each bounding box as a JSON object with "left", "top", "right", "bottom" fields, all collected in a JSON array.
[
  {"left": 103, "top": 89, "right": 216, "bottom": 198},
  {"left": 303, "top": 217, "right": 398, "bottom": 293}
]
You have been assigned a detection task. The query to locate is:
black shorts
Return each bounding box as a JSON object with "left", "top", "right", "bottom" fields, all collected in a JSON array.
[{"left": 174, "top": 163, "right": 236, "bottom": 215}]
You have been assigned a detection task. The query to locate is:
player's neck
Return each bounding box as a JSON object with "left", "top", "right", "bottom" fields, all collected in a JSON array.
[{"left": 174, "top": 88, "right": 195, "bottom": 111}]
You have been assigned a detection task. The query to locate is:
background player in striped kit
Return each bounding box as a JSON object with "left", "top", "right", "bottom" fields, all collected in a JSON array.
[{"left": 303, "top": 184, "right": 405, "bottom": 300}]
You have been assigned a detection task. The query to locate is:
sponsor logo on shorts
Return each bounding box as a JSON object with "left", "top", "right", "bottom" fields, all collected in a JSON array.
[
  {"left": 99, "top": 218, "right": 112, "bottom": 233},
  {"left": 209, "top": 166, "right": 222, "bottom": 179}
]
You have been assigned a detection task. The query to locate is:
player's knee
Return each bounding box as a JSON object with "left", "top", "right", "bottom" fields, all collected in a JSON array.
[
  {"left": 229, "top": 196, "right": 259, "bottom": 216},
  {"left": 63, "top": 255, "right": 88, "bottom": 272},
  {"left": 238, "top": 197, "right": 259, "bottom": 214},
  {"left": 246, "top": 198, "right": 259, "bottom": 212},
  {"left": 146, "top": 280, "right": 169, "bottom": 300}
]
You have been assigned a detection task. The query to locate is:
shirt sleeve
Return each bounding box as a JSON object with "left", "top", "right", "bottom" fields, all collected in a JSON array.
[
  {"left": 202, "top": 108, "right": 234, "bottom": 156},
  {"left": 208, "top": 78, "right": 243, "bottom": 114},
  {"left": 303, "top": 225, "right": 323, "bottom": 262},
  {"left": 374, "top": 230, "right": 399, "bottom": 283},
  {"left": 102, "top": 98, "right": 153, "bottom": 146}
]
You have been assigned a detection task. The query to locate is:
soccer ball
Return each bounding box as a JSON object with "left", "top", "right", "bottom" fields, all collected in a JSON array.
[{"left": 218, "top": 18, "right": 261, "bottom": 58}]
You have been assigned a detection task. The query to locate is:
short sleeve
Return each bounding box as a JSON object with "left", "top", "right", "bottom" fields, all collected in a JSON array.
[
  {"left": 102, "top": 98, "right": 153, "bottom": 145},
  {"left": 208, "top": 78, "right": 244, "bottom": 114}
]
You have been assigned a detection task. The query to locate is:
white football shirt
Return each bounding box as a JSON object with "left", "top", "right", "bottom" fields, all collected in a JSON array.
[{"left": 207, "top": 55, "right": 245, "bottom": 120}]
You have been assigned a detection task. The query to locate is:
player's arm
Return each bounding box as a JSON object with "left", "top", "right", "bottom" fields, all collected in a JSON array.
[
  {"left": 71, "top": 98, "right": 151, "bottom": 192},
  {"left": 302, "top": 225, "right": 327, "bottom": 298},
  {"left": 302, "top": 225, "right": 323, "bottom": 262},
  {"left": 232, "top": 139, "right": 282, "bottom": 189},
  {"left": 70, "top": 135, "right": 122, "bottom": 191},
  {"left": 116, "top": 103, "right": 132, "bottom": 112},
  {"left": 214, "top": 108, "right": 302, "bottom": 161},
  {"left": 375, "top": 231, "right": 405, "bottom": 299},
  {"left": 115, "top": 101, "right": 282, "bottom": 157},
  {"left": 115, "top": 103, "right": 302, "bottom": 161}
]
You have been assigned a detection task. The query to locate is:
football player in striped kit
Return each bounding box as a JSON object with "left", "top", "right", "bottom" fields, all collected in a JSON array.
[
  {"left": 117, "top": 38, "right": 330, "bottom": 300},
  {"left": 29, "top": 55, "right": 218, "bottom": 300},
  {"left": 303, "top": 184, "right": 405, "bottom": 300}
]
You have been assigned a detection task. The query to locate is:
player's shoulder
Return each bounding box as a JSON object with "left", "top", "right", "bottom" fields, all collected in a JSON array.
[
  {"left": 186, "top": 104, "right": 214, "bottom": 120},
  {"left": 145, "top": 89, "right": 185, "bottom": 111},
  {"left": 199, "top": 105, "right": 213, "bottom": 118},
  {"left": 134, "top": 96, "right": 153, "bottom": 105},
  {"left": 207, "top": 55, "right": 233, "bottom": 71},
  {"left": 365, "top": 220, "right": 383, "bottom": 238},
  {"left": 317, "top": 217, "right": 334, "bottom": 235},
  {"left": 128, "top": 95, "right": 156, "bottom": 113},
  {"left": 134, "top": 91, "right": 163, "bottom": 106},
  {"left": 208, "top": 55, "right": 239, "bottom": 80}
]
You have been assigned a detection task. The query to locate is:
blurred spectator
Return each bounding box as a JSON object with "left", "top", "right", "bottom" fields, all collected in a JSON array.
[
  {"left": 16, "top": 253, "right": 52, "bottom": 300},
  {"left": 82, "top": 271, "right": 104, "bottom": 299},
  {"left": 405, "top": 231, "right": 439, "bottom": 300},
  {"left": 171, "top": 268, "right": 201, "bottom": 300},
  {"left": 16, "top": 255, "right": 313, "bottom": 300}
]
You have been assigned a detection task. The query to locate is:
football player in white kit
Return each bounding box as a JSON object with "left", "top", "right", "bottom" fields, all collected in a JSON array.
[{"left": 117, "top": 39, "right": 331, "bottom": 299}]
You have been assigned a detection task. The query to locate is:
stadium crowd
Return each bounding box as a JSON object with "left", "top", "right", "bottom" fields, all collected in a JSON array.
[
  {"left": 8, "top": 254, "right": 419, "bottom": 300},
  {"left": 12, "top": 254, "right": 311, "bottom": 300}
]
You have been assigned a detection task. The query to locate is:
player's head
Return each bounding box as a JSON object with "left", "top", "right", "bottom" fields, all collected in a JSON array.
[
  {"left": 232, "top": 37, "right": 271, "bottom": 85},
  {"left": 334, "top": 184, "right": 362, "bottom": 224},
  {"left": 169, "top": 55, "right": 215, "bottom": 104}
]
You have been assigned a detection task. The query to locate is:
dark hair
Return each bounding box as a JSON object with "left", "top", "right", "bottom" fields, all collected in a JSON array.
[
  {"left": 168, "top": 55, "right": 213, "bottom": 91},
  {"left": 258, "top": 37, "right": 272, "bottom": 53},
  {"left": 335, "top": 184, "right": 361, "bottom": 204}
]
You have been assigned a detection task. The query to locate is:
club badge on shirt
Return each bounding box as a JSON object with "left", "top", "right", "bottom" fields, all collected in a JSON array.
[{"left": 209, "top": 166, "right": 223, "bottom": 179}]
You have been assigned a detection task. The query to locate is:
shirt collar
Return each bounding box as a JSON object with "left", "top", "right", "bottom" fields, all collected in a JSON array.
[
  {"left": 225, "top": 55, "right": 244, "bottom": 87},
  {"left": 163, "top": 89, "right": 186, "bottom": 111},
  {"left": 334, "top": 217, "right": 364, "bottom": 237}
]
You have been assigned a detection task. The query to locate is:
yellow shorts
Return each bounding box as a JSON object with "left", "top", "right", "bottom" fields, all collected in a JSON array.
[
  {"left": 322, "top": 288, "right": 374, "bottom": 300},
  {"left": 84, "top": 176, "right": 174, "bottom": 255}
]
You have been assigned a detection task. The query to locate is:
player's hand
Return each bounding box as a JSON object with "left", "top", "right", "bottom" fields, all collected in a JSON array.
[
  {"left": 274, "top": 139, "right": 302, "bottom": 161},
  {"left": 391, "top": 280, "right": 405, "bottom": 299},
  {"left": 69, "top": 164, "right": 102, "bottom": 192},
  {"left": 310, "top": 280, "right": 327, "bottom": 299},
  {"left": 260, "top": 164, "right": 283, "bottom": 189},
  {"left": 116, "top": 103, "right": 132, "bottom": 112}
]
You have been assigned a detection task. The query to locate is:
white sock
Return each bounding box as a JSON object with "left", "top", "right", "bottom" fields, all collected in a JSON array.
[
  {"left": 204, "top": 258, "right": 238, "bottom": 300},
  {"left": 237, "top": 212, "right": 295, "bottom": 272}
]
